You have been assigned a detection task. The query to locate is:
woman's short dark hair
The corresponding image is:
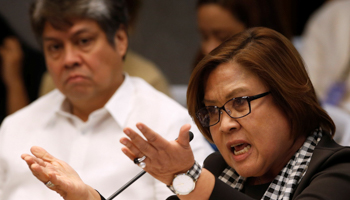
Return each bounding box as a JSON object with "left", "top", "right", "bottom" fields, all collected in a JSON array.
[
  {"left": 187, "top": 27, "right": 335, "bottom": 143},
  {"left": 30, "top": 0, "right": 128, "bottom": 46}
]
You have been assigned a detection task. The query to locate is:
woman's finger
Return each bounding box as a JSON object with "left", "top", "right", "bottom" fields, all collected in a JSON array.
[
  {"left": 120, "top": 146, "right": 137, "bottom": 161},
  {"left": 120, "top": 140, "right": 146, "bottom": 162},
  {"left": 134, "top": 123, "right": 170, "bottom": 150},
  {"left": 175, "top": 124, "right": 192, "bottom": 148},
  {"left": 120, "top": 137, "right": 145, "bottom": 158},
  {"left": 123, "top": 126, "right": 158, "bottom": 157}
]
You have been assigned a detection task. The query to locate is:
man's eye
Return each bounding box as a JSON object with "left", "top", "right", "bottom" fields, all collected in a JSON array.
[
  {"left": 78, "top": 38, "right": 91, "bottom": 46},
  {"left": 48, "top": 44, "right": 61, "bottom": 52}
]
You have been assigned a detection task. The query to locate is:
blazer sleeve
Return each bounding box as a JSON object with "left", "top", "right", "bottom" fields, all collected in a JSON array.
[{"left": 292, "top": 144, "right": 350, "bottom": 200}]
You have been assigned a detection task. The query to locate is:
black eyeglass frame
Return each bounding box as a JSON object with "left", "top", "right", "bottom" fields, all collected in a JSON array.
[{"left": 196, "top": 91, "right": 271, "bottom": 127}]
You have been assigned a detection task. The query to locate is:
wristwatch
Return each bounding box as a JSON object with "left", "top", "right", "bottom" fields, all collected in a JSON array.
[{"left": 167, "top": 161, "right": 202, "bottom": 195}]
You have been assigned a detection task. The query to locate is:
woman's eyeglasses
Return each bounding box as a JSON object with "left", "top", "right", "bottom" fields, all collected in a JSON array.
[{"left": 196, "top": 92, "right": 271, "bottom": 127}]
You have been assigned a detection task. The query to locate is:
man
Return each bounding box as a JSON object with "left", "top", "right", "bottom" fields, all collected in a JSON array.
[
  {"left": 38, "top": 0, "right": 172, "bottom": 97},
  {"left": 0, "top": 0, "right": 213, "bottom": 199}
]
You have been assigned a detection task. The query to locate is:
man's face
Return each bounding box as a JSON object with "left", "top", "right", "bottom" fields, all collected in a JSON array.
[{"left": 42, "top": 18, "right": 127, "bottom": 103}]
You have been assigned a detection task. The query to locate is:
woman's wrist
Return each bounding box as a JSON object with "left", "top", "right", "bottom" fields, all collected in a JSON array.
[
  {"left": 167, "top": 161, "right": 202, "bottom": 195},
  {"left": 177, "top": 168, "right": 215, "bottom": 200}
]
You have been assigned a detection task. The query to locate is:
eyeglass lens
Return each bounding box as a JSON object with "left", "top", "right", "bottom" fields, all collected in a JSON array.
[
  {"left": 197, "top": 97, "right": 250, "bottom": 127},
  {"left": 196, "top": 92, "right": 270, "bottom": 127}
]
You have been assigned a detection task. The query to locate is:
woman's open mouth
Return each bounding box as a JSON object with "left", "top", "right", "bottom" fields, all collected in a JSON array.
[{"left": 231, "top": 143, "right": 251, "bottom": 155}]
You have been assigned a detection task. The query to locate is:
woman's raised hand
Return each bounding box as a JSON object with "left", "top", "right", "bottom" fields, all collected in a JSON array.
[{"left": 120, "top": 123, "right": 196, "bottom": 185}]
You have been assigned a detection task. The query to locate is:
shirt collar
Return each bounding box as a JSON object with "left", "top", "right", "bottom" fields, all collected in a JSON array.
[
  {"left": 54, "top": 73, "right": 133, "bottom": 127},
  {"left": 105, "top": 73, "right": 134, "bottom": 127}
]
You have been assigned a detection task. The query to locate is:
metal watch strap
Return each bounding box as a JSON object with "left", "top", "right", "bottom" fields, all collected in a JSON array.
[{"left": 167, "top": 161, "right": 202, "bottom": 194}]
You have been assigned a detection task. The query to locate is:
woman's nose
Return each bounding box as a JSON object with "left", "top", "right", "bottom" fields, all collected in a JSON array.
[{"left": 219, "top": 110, "right": 240, "bottom": 133}]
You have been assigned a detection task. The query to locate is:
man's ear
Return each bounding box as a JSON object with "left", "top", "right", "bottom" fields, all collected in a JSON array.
[{"left": 114, "top": 24, "right": 128, "bottom": 57}]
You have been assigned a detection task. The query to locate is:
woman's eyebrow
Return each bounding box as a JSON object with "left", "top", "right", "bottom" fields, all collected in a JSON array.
[
  {"left": 202, "top": 99, "right": 217, "bottom": 105},
  {"left": 225, "top": 88, "right": 248, "bottom": 99},
  {"left": 203, "top": 88, "right": 248, "bottom": 105}
]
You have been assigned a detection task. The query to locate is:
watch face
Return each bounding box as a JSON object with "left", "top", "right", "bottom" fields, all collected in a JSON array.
[{"left": 173, "top": 173, "right": 195, "bottom": 195}]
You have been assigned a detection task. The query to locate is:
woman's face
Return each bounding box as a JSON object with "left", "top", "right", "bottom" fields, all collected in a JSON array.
[
  {"left": 204, "top": 61, "right": 302, "bottom": 183},
  {"left": 197, "top": 4, "right": 246, "bottom": 55}
]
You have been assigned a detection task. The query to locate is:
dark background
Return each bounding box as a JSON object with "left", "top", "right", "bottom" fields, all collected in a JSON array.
[
  {"left": 0, "top": 0, "right": 326, "bottom": 85},
  {"left": 0, "top": 0, "right": 200, "bottom": 85}
]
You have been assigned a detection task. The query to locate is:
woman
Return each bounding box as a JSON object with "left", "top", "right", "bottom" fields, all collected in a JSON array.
[
  {"left": 194, "top": 0, "right": 292, "bottom": 67},
  {"left": 22, "top": 27, "right": 350, "bottom": 199}
]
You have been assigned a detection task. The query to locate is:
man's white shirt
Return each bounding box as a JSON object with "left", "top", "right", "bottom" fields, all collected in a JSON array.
[{"left": 0, "top": 74, "right": 213, "bottom": 200}]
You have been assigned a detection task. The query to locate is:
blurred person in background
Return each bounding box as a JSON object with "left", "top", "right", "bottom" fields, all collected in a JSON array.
[
  {"left": 300, "top": 0, "right": 350, "bottom": 146},
  {"left": 0, "top": 12, "right": 46, "bottom": 124},
  {"left": 123, "top": 0, "right": 171, "bottom": 96},
  {"left": 193, "top": 0, "right": 292, "bottom": 68},
  {"left": 301, "top": 0, "right": 350, "bottom": 112}
]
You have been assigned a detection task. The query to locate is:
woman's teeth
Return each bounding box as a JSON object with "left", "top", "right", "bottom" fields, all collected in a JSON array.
[{"left": 232, "top": 144, "right": 251, "bottom": 155}]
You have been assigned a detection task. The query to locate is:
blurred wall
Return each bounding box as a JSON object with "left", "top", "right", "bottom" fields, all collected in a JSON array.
[{"left": 0, "top": 0, "right": 200, "bottom": 85}]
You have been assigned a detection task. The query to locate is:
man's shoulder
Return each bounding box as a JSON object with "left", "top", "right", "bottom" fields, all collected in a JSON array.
[
  {"left": 124, "top": 76, "right": 193, "bottom": 128},
  {"left": 130, "top": 76, "right": 185, "bottom": 109},
  {"left": 2, "top": 90, "right": 64, "bottom": 125}
]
